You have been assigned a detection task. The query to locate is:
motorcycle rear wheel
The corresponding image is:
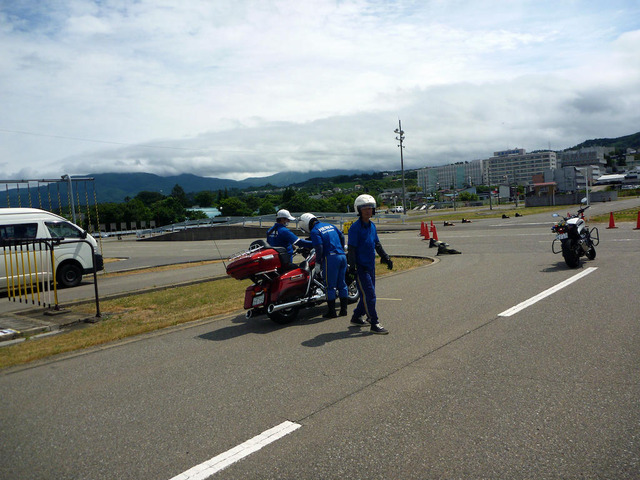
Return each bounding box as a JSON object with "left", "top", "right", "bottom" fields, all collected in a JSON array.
[
  {"left": 562, "top": 243, "right": 580, "bottom": 268},
  {"left": 267, "top": 306, "right": 300, "bottom": 324}
]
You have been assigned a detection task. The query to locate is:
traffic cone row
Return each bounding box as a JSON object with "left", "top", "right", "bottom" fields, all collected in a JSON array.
[{"left": 635, "top": 211, "right": 640, "bottom": 230}]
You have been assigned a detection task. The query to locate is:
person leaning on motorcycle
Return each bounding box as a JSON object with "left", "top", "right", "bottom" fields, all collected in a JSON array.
[
  {"left": 300, "top": 212, "right": 349, "bottom": 319},
  {"left": 266, "top": 209, "right": 312, "bottom": 262},
  {"left": 347, "top": 194, "right": 393, "bottom": 335}
]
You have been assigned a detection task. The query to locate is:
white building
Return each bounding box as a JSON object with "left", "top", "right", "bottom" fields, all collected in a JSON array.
[
  {"left": 484, "top": 149, "right": 557, "bottom": 186},
  {"left": 417, "top": 160, "right": 484, "bottom": 193}
]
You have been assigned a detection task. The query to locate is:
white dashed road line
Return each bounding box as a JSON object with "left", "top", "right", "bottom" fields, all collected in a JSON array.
[
  {"left": 170, "top": 421, "right": 301, "bottom": 480},
  {"left": 499, "top": 267, "right": 597, "bottom": 317}
]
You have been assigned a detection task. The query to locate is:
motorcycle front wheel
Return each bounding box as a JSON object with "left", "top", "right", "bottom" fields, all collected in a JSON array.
[
  {"left": 562, "top": 242, "right": 580, "bottom": 268},
  {"left": 267, "top": 306, "right": 300, "bottom": 324},
  {"left": 346, "top": 272, "right": 360, "bottom": 304}
]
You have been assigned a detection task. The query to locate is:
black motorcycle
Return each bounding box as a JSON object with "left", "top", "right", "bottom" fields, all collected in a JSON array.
[{"left": 551, "top": 205, "right": 599, "bottom": 268}]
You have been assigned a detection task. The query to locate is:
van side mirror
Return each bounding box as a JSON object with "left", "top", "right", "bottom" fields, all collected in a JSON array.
[{"left": 81, "top": 230, "right": 87, "bottom": 239}]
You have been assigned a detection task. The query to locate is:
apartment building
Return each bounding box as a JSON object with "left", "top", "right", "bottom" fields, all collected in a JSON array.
[
  {"left": 417, "top": 159, "right": 484, "bottom": 193},
  {"left": 484, "top": 149, "right": 557, "bottom": 186},
  {"left": 559, "top": 146, "right": 612, "bottom": 169}
]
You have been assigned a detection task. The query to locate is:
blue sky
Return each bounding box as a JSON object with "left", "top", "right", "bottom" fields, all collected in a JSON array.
[{"left": 1, "top": 0, "right": 639, "bottom": 180}]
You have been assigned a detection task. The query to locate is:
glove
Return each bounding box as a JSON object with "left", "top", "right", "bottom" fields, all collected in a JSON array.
[
  {"left": 312, "top": 263, "right": 321, "bottom": 278},
  {"left": 348, "top": 264, "right": 357, "bottom": 275},
  {"left": 381, "top": 255, "right": 393, "bottom": 270}
]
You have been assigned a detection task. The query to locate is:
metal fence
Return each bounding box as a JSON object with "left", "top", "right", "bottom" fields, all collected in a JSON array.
[
  {"left": 1, "top": 238, "right": 101, "bottom": 317},
  {"left": 1, "top": 238, "right": 59, "bottom": 308}
]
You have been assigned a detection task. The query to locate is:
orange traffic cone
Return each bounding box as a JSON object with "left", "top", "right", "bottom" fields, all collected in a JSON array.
[
  {"left": 607, "top": 212, "right": 617, "bottom": 229},
  {"left": 634, "top": 211, "right": 640, "bottom": 230},
  {"left": 422, "top": 222, "right": 430, "bottom": 240},
  {"left": 431, "top": 223, "right": 439, "bottom": 241}
]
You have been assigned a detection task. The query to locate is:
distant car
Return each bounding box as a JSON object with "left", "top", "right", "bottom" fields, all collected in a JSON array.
[{"left": 390, "top": 206, "right": 404, "bottom": 213}]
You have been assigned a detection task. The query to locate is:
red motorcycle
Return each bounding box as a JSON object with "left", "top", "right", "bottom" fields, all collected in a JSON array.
[{"left": 226, "top": 240, "right": 359, "bottom": 324}]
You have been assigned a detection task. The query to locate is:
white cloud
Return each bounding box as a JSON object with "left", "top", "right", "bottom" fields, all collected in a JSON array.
[{"left": 1, "top": 0, "right": 639, "bottom": 181}]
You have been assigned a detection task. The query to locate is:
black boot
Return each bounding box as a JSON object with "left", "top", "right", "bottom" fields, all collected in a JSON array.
[
  {"left": 338, "top": 297, "right": 348, "bottom": 317},
  {"left": 323, "top": 300, "right": 337, "bottom": 318}
]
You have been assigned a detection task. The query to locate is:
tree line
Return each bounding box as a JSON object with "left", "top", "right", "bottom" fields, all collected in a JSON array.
[{"left": 92, "top": 173, "right": 408, "bottom": 228}]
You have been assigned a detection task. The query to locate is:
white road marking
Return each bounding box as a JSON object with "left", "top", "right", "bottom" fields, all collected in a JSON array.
[
  {"left": 170, "top": 421, "right": 301, "bottom": 480},
  {"left": 499, "top": 267, "right": 598, "bottom": 317}
]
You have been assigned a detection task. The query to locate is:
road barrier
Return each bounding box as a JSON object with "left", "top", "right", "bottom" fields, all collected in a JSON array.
[
  {"left": 2, "top": 238, "right": 59, "bottom": 308},
  {"left": 1, "top": 238, "right": 101, "bottom": 317}
]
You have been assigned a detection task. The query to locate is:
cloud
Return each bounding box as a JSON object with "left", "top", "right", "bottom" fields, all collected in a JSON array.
[{"left": 1, "top": 0, "right": 639, "bottom": 181}]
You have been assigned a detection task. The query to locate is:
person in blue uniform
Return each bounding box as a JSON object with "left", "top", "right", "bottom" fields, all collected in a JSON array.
[
  {"left": 347, "top": 194, "right": 393, "bottom": 335},
  {"left": 266, "top": 209, "right": 312, "bottom": 262},
  {"left": 300, "top": 213, "right": 349, "bottom": 318}
]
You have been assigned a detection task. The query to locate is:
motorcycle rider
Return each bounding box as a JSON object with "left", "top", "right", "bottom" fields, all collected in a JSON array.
[
  {"left": 300, "top": 212, "right": 349, "bottom": 319},
  {"left": 347, "top": 194, "right": 393, "bottom": 335},
  {"left": 267, "top": 209, "right": 312, "bottom": 262}
]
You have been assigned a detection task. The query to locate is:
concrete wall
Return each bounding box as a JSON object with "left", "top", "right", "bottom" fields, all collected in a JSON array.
[
  {"left": 139, "top": 225, "right": 306, "bottom": 242},
  {"left": 525, "top": 191, "right": 617, "bottom": 207}
]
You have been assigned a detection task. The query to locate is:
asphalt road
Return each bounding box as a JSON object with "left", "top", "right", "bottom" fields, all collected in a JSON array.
[{"left": 1, "top": 199, "right": 639, "bottom": 479}]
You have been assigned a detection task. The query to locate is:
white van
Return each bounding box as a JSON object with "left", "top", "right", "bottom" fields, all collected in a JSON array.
[{"left": 0, "top": 208, "right": 104, "bottom": 289}]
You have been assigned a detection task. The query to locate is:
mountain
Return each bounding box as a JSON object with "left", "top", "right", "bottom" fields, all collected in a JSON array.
[
  {"left": 1, "top": 170, "right": 372, "bottom": 207},
  {"left": 88, "top": 169, "right": 371, "bottom": 202},
  {"left": 567, "top": 131, "right": 640, "bottom": 151}
]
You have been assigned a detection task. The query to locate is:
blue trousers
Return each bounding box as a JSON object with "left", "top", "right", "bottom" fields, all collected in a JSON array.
[
  {"left": 322, "top": 254, "right": 348, "bottom": 301},
  {"left": 352, "top": 267, "right": 378, "bottom": 323}
]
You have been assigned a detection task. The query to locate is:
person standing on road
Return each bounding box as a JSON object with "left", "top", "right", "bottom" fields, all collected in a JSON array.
[
  {"left": 300, "top": 213, "right": 349, "bottom": 319},
  {"left": 266, "top": 209, "right": 312, "bottom": 262},
  {"left": 347, "top": 194, "right": 393, "bottom": 335}
]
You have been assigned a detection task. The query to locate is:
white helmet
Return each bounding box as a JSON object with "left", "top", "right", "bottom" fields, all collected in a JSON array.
[
  {"left": 354, "top": 194, "right": 376, "bottom": 215},
  {"left": 276, "top": 209, "right": 295, "bottom": 221},
  {"left": 299, "top": 212, "right": 318, "bottom": 233}
]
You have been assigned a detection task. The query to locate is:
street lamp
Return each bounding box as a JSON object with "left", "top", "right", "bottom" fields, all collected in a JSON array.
[{"left": 394, "top": 120, "right": 406, "bottom": 214}]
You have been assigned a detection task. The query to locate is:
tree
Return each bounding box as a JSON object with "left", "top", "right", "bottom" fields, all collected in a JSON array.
[
  {"left": 219, "top": 197, "right": 252, "bottom": 216},
  {"left": 282, "top": 191, "right": 314, "bottom": 212},
  {"left": 194, "top": 191, "right": 215, "bottom": 208},
  {"left": 152, "top": 197, "right": 187, "bottom": 226},
  {"left": 135, "top": 191, "right": 165, "bottom": 206},
  {"left": 258, "top": 200, "right": 276, "bottom": 216},
  {"left": 282, "top": 187, "right": 296, "bottom": 204},
  {"left": 171, "top": 184, "right": 189, "bottom": 207},
  {"left": 458, "top": 192, "right": 479, "bottom": 202}
]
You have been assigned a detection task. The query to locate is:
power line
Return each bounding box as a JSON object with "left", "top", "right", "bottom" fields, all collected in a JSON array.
[{"left": 0, "top": 128, "right": 201, "bottom": 151}]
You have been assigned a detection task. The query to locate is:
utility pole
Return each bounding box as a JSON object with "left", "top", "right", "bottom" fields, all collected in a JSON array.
[
  {"left": 394, "top": 120, "right": 406, "bottom": 214},
  {"left": 62, "top": 174, "right": 77, "bottom": 224}
]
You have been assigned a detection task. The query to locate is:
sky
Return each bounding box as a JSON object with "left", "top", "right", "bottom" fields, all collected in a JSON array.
[{"left": 1, "top": 0, "right": 639, "bottom": 181}]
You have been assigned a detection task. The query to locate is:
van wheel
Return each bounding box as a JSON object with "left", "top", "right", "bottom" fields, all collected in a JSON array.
[{"left": 57, "top": 263, "right": 83, "bottom": 288}]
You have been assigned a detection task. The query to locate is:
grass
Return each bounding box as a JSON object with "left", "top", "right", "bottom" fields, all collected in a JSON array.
[
  {"left": 0, "top": 256, "right": 430, "bottom": 369},
  {"left": 393, "top": 204, "right": 639, "bottom": 224},
  {"left": 590, "top": 208, "right": 640, "bottom": 223}
]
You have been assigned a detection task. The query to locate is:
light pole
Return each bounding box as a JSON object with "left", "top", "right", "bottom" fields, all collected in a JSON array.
[{"left": 394, "top": 120, "right": 406, "bottom": 214}]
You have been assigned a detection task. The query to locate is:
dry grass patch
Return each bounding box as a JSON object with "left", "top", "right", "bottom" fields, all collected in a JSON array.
[{"left": 0, "top": 256, "right": 431, "bottom": 369}]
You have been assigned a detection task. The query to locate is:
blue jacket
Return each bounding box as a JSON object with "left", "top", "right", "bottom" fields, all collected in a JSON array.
[
  {"left": 309, "top": 222, "right": 345, "bottom": 261},
  {"left": 266, "top": 222, "right": 312, "bottom": 261},
  {"left": 347, "top": 218, "right": 379, "bottom": 271}
]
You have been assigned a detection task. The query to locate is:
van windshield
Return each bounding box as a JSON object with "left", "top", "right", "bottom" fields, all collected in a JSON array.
[{"left": 45, "top": 221, "right": 84, "bottom": 239}]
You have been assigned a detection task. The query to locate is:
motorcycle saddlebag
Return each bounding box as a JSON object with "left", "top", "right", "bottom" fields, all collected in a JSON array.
[{"left": 226, "top": 247, "right": 283, "bottom": 280}]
